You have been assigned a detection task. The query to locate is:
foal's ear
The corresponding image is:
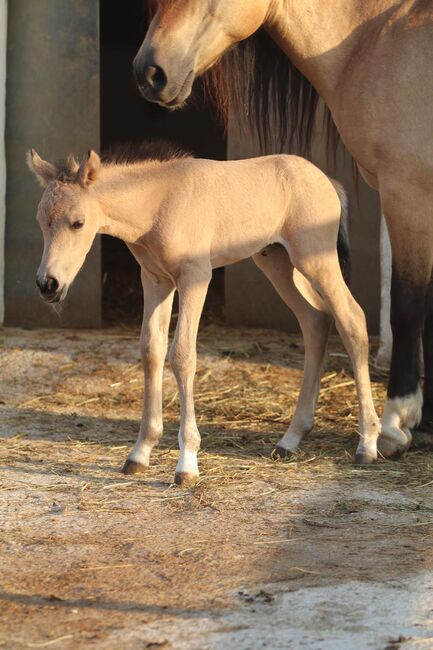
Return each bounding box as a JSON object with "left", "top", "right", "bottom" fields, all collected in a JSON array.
[
  {"left": 77, "top": 150, "right": 101, "bottom": 188},
  {"left": 26, "top": 149, "right": 59, "bottom": 187}
]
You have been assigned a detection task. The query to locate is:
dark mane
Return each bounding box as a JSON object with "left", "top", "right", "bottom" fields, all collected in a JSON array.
[
  {"left": 205, "top": 29, "right": 339, "bottom": 158},
  {"left": 144, "top": 3, "right": 338, "bottom": 158},
  {"left": 102, "top": 139, "right": 192, "bottom": 165}
]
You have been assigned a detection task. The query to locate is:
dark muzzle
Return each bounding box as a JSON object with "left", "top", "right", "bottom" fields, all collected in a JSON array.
[{"left": 36, "top": 275, "right": 61, "bottom": 302}]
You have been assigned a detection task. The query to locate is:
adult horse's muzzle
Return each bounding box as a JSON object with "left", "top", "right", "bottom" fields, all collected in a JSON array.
[
  {"left": 36, "top": 275, "right": 66, "bottom": 304},
  {"left": 133, "top": 54, "right": 194, "bottom": 108}
]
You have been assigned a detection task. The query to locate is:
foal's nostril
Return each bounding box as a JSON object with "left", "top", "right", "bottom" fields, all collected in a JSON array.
[
  {"left": 37, "top": 276, "right": 59, "bottom": 295},
  {"left": 144, "top": 64, "right": 167, "bottom": 92},
  {"left": 46, "top": 277, "right": 59, "bottom": 293}
]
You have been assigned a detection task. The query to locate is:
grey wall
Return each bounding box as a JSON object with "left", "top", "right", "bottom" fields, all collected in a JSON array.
[
  {"left": 226, "top": 111, "right": 381, "bottom": 335},
  {"left": 5, "top": 0, "right": 101, "bottom": 327},
  {"left": 0, "top": 0, "right": 7, "bottom": 324}
]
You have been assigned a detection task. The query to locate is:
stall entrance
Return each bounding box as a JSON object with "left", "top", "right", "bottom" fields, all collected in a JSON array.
[{"left": 100, "top": 0, "right": 227, "bottom": 325}]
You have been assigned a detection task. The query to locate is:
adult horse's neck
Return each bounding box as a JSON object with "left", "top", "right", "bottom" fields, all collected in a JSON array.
[{"left": 266, "top": 0, "right": 396, "bottom": 104}]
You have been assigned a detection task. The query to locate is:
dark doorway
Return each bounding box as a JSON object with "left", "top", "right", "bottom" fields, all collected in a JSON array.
[{"left": 100, "top": 0, "right": 227, "bottom": 326}]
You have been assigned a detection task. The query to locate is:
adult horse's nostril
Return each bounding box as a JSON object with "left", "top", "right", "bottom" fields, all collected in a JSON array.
[{"left": 144, "top": 64, "right": 167, "bottom": 92}]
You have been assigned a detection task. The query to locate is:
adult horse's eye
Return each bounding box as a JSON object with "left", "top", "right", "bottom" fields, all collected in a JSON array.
[{"left": 71, "top": 219, "right": 84, "bottom": 230}]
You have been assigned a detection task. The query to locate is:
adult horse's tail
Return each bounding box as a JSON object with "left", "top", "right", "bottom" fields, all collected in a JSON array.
[{"left": 330, "top": 179, "right": 351, "bottom": 284}]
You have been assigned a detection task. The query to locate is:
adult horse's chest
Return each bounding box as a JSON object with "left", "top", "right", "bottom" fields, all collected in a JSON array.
[{"left": 327, "top": 16, "right": 433, "bottom": 184}]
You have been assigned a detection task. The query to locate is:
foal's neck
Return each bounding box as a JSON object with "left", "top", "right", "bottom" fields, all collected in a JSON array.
[
  {"left": 266, "top": 0, "right": 397, "bottom": 103},
  {"left": 95, "top": 163, "right": 167, "bottom": 243}
]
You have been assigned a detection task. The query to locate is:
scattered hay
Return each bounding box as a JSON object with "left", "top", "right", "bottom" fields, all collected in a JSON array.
[{"left": 1, "top": 322, "right": 433, "bottom": 515}]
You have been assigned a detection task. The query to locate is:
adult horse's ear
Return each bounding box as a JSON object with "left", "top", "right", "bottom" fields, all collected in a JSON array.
[
  {"left": 26, "top": 149, "right": 59, "bottom": 187},
  {"left": 77, "top": 150, "right": 101, "bottom": 188}
]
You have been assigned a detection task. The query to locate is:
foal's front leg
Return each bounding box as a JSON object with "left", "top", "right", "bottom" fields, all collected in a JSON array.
[
  {"left": 169, "top": 266, "right": 211, "bottom": 487},
  {"left": 122, "top": 270, "right": 175, "bottom": 474}
]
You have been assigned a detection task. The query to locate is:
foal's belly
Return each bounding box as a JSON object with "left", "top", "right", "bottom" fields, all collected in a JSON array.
[{"left": 210, "top": 236, "right": 278, "bottom": 269}]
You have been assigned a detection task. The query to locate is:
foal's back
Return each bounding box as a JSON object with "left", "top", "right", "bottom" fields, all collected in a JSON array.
[{"left": 157, "top": 154, "right": 339, "bottom": 268}]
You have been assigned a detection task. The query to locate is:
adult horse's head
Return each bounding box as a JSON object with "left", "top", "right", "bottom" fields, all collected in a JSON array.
[
  {"left": 27, "top": 149, "right": 102, "bottom": 303},
  {"left": 134, "top": 0, "right": 271, "bottom": 107}
]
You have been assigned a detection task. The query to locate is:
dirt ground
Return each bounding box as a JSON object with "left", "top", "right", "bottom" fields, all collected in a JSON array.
[{"left": 1, "top": 323, "right": 433, "bottom": 649}]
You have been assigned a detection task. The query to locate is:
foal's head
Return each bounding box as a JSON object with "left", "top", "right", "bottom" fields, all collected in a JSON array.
[
  {"left": 134, "top": 0, "right": 271, "bottom": 107},
  {"left": 27, "top": 149, "right": 103, "bottom": 303}
]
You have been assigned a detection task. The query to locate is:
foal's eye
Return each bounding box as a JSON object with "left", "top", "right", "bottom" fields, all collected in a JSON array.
[{"left": 71, "top": 219, "right": 84, "bottom": 230}]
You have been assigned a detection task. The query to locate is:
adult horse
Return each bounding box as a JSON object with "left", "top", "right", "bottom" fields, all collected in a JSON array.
[{"left": 133, "top": 0, "right": 433, "bottom": 458}]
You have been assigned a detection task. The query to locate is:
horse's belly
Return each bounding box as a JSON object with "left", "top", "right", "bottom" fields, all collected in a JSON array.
[{"left": 210, "top": 231, "right": 279, "bottom": 269}]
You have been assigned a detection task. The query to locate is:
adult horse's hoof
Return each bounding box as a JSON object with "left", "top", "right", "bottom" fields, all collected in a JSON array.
[
  {"left": 121, "top": 458, "right": 147, "bottom": 475},
  {"left": 174, "top": 471, "right": 198, "bottom": 488},
  {"left": 377, "top": 425, "right": 411, "bottom": 458},
  {"left": 353, "top": 452, "right": 377, "bottom": 466},
  {"left": 271, "top": 445, "right": 293, "bottom": 460}
]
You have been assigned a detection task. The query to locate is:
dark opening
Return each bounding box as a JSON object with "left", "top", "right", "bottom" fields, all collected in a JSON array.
[{"left": 100, "top": 0, "right": 227, "bottom": 326}]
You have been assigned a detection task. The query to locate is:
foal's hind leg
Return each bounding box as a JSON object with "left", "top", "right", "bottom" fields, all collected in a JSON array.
[
  {"left": 122, "top": 270, "right": 175, "bottom": 474},
  {"left": 289, "top": 248, "right": 380, "bottom": 464},
  {"left": 253, "top": 245, "right": 332, "bottom": 455}
]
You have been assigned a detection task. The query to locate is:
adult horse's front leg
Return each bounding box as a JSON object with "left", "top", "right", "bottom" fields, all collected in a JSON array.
[
  {"left": 379, "top": 196, "right": 433, "bottom": 457},
  {"left": 419, "top": 279, "right": 433, "bottom": 433},
  {"left": 169, "top": 266, "right": 211, "bottom": 487},
  {"left": 122, "top": 270, "right": 175, "bottom": 474}
]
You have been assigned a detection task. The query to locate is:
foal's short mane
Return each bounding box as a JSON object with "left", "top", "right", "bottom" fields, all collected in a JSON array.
[
  {"left": 53, "top": 155, "right": 80, "bottom": 182},
  {"left": 52, "top": 140, "right": 191, "bottom": 184},
  {"left": 102, "top": 139, "right": 191, "bottom": 165},
  {"left": 145, "top": 2, "right": 339, "bottom": 158}
]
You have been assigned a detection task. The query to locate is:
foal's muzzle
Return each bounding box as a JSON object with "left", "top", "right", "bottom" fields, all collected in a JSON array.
[{"left": 36, "top": 275, "right": 64, "bottom": 303}]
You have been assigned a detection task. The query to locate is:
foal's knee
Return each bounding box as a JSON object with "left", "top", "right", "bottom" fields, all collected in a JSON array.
[
  {"left": 169, "top": 342, "right": 196, "bottom": 381},
  {"left": 141, "top": 332, "right": 166, "bottom": 371}
]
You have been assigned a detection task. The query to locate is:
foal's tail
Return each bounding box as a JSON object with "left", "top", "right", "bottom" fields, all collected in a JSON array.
[{"left": 330, "top": 179, "right": 351, "bottom": 283}]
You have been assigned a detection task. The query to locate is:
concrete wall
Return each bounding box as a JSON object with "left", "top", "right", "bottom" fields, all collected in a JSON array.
[
  {"left": 0, "top": 0, "right": 7, "bottom": 324},
  {"left": 5, "top": 0, "right": 101, "bottom": 327},
  {"left": 226, "top": 111, "right": 381, "bottom": 335}
]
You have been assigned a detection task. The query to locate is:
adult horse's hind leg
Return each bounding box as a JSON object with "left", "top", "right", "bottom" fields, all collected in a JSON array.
[
  {"left": 379, "top": 195, "right": 433, "bottom": 457},
  {"left": 252, "top": 245, "right": 332, "bottom": 455},
  {"left": 122, "top": 269, "right": 175, "bottom": 474}
]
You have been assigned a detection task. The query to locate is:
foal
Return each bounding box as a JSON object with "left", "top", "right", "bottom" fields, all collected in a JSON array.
[{"left": 28, "top": 144, "right": 380, "bottom": 486}]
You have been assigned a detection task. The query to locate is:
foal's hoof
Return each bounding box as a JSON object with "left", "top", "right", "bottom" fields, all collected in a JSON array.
[
  {"left": 353, "top": 452, "right": 377, "bottom": 466},
  {"left": 121, "top": 458, "right": 147, "bottom": 475},
  {"left": 271, "top": 445, "right": 293, "bottom": 460},
  {"left": 174, "top": 472, "right": 199, "bottom": 488}
]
